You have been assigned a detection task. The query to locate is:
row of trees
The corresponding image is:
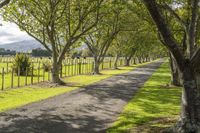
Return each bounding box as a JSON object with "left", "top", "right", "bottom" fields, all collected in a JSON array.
[
  {"left": 1, "top": 0, "right": 163, "bottom": 83},
  {"left": 141, "top": 0, "right": 200, "bottom": 132},
  {"left": 0, "top": 48, "right": 16, "bottom": 55},
  {"left": 3, "top": 0, "right": 198, "bottom": 132},
  {"left": 3, "top": 0, "right": 200, "bottom": 132},
  {"left": 32, "top": 48, "right": 51, "bottom": 57}
]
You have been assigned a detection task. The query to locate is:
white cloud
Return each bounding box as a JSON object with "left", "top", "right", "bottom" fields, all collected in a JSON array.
[{"left": 0, "top": 20, "right": 33, "bottom": 45}]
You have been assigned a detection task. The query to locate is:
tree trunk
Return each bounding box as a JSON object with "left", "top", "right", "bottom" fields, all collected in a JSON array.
[
  {"left": 169, "top": 53, "right": 182, "bottom": 86},
  {"left": 133, "top": 58, "right": 136, "bottom": 64},
  {"left": 145, "top": 57, "right": 148, "bottom": 62},
  {"left": 141, "top": 56, "right": 144, "bottom": 63},
  {"left": 142, "top": 1, "right": 200, "bottom": 132},
  {"left": 114, "top": 54, "right": 119, "bottom": 69},
  {"left": 124, "top": 57, "right": 131, "bottom": 66},
  {"left": 174, "top": 65, "right": 200, "bottom": 133},
  {"left": 52, "top": 61, "right": 64, "bottom": 84},
  {"left": 143, "top": 56, "right": 146, "bottom": 62},
  {"left": 93, "top": 57, "right": 100, "bottom": 74},
  {"left": 148, "top": 57, "right": 151, "bottom": 62},
  {"left": 138, "top": 57, "right": 142, "bottom": 63}
]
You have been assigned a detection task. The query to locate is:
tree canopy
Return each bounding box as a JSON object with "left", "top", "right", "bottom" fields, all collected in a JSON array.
[{"left": 0, "top": 0, "right": 167, "bottom": 81}]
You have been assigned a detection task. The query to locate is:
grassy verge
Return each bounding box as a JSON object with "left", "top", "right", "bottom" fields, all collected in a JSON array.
[
  {"left": 107, "top": 62, "right": 181, "bottom": 133},
  {"left": 0, "top": 61, "right": 153, "bottom": 112}
]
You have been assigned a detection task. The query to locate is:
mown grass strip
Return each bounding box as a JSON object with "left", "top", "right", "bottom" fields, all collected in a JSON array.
[{"left": 107, "top": 62, "right": 181, "bottom": 133}]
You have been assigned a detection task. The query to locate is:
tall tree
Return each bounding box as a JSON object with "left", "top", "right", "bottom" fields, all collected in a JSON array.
[
  {"left": 115, "top": 32, "right": 138, "bottom": 66},
  {"left": 83, "top": 1, "right": 121, "bottom": 74},
  {"left": 3, "top": 0, "right": 103, "bottom": 84},
  {"left": 142, "top": 0, "right": 200, "bottom": 132},
  {"left": 114, "top": 23, "right": 162, "bottom": 66}
]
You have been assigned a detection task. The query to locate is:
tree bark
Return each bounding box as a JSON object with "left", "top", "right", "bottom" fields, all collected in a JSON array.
[
  {"left": 51, "top": 51, "right": 64, "bottom": 84},
  {"left": 148, "top": 57, "right": 151, "bottom": 62},
  {"left": 124, "top": 56, "right": 131, "bottom": 66},
  {"left": 93, "top": 57, "right": 100, "bottom": 74},
  {"left": 138, "top": 57, "right": 142, "bottom": 64},
  {"left": 0, "top": 0, "right": 10, "bottom": 8},
  {"left": 169, "top": 53, "right": 182, "bottom": 86},
  {"left": 114, "top": 54, "right": 119, "bottom": 69},
  {"left": 52, "top": 61, "right": 64, "bottom": 84},
  {"left": 174, "top": 64, "right": 200, "bottom": 133},
  {"left": 142, "top": 56, "right": 146, "bottom": 62},
  {"left": 133, "top": 58, "right": 136, "bottom": 64},
  {"left": 143, "top": 1, "right": 200, "bottom": 132}
]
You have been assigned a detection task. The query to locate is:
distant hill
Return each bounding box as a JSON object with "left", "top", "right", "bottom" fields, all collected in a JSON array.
[
  {"left": 0, "top": 40, "right": 87, "bottom": 53},
  {"left": 0, "top": 40, "right": 44, "bottom": 52}
]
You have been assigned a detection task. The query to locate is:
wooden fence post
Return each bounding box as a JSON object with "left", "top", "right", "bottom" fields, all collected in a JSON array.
[
  {"left": 25, "top": 67, "right": 28, "bottom": 86},
  {"left": 81, "top": 59, "right": 84, "bottom": 74},
  {"left": 82, "top": 59, "right": 85, "bottom": 74},
  {"left": 31, "top": 66, "right": 34, "bottom": 84},
  {"left": 109, "top": 58, "right": 112, "bottom": 68},
  {"left": 6, "top": 62, "right": 8, "bottom": 73},
  {"left": 11, "top": 68, "right": 14, "bottom": 88},
  {"left": 71, "top": 60, "right": 74, "bottom": 76},
  {"left": 37, "top": 67, "right": 40, "bottom": 83},
  {"left": 89, "top": 59, "right": 91, "bottom": 73},
  {"left": 67, "top": 64, "right": 70, "bottom": 76},
  {"left": 74, "top": 59, "right": 77, "bottom": 75},
  {"left": 79, "top": 62, "right": 81, "bottom": 75},
  {"left": 17, "top": 67, "right": 20, "bottom": 87},
  {"left": 43, "top": 68, "right": 45, "bottom": 82},
  {"left": 86, "top": 59, "right": 89, "bottom": 74},
  {"left": 92, "top": 61, "right": 94, "bottom": 73},
  {"left": 65, "top": 64, "right": 67, "bottom": 77},
  {"left": 2, "top": 68, "right": 4, "bottom": 90},
  {"left": 48, "top": 69, "right": 50, "bottom": 81},
  {"left": 60, "top": 65, "right": 62, "bottom": 78}
]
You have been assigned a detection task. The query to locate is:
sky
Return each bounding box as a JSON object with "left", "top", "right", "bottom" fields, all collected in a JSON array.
[{"left": 0, "top": 19, "right": 33, "bottom": 45}]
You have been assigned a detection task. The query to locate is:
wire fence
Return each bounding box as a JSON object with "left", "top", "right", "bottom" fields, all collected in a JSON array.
[{"left": 0, "top": 56, "right": 154, "bottom": 90}]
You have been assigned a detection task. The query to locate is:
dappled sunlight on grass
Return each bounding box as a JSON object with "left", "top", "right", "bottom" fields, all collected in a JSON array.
[{"left": 107, "top": 62, "right": 181, "bottom": 133}]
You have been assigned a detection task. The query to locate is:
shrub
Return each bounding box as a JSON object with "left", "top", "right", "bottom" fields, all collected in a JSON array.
[
  {"left": 42, "top": 61, "right": 52, "bottom": 72},
  {"left": 13, "top": 54, "right": 31, "bottom": 76}
]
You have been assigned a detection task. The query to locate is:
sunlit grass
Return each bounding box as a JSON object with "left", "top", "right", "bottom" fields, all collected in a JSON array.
[{"left": 107, "top": 62, "right": 181, "bottom": 133}]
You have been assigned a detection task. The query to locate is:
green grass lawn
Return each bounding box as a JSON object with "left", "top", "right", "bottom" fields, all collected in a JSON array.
[
  {"left": 107, "top": 62, "right": 182, "bottom": 133},
  {"left": 0, "top": 61, "right": 153, "bottom": 112}
]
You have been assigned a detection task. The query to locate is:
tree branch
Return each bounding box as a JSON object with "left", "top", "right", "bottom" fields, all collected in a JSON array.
[
  {"left": 143, "top": 0, "right": 185, "bottom": 71},
  {"left": 0, "top": 0, "right": 10, "bottom": 8},
  {"left": 161, "top": 3, "right": 186, "bottom": 29},
  {"left": 188, "top": 0, "right": 200, "bottom": 57},
  {"left": 191, "top": 47, "right": 200, "bottom": 67}
]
